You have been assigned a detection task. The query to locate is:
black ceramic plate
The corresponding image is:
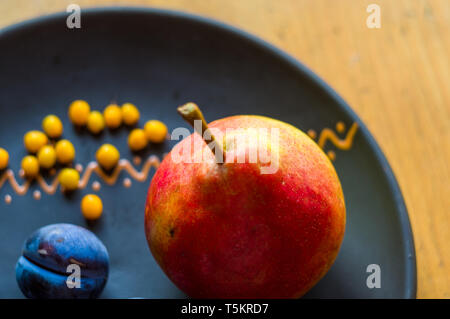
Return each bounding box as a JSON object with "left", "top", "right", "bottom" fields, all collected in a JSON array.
[{"left": 0, "top": 7, "right": 416, "bottom": 298}]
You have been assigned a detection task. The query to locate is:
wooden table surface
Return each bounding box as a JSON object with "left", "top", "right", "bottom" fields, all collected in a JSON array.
[{"left": 1, "top": 0, "right": 448, "bottom": 299}]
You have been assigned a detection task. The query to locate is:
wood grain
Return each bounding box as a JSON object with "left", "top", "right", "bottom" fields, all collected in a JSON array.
[{"left": 0, "top": 0, "right": 448, "bottom": 298}]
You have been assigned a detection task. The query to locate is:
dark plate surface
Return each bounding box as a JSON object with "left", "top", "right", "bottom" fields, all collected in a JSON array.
[{"left": 0, "top": 7, "right": 416, "bottom": 298}]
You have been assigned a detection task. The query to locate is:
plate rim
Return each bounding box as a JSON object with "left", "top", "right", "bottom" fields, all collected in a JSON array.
[{"left": 0, "top": 6, "right": 416, "bottom": 299}]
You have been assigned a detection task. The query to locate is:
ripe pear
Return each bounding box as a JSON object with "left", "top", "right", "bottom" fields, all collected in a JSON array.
[{"left": 145, "top": 103, "right": 345, "bottom": 298}]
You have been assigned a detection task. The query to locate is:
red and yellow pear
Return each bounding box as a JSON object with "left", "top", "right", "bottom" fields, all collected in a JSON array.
[{"left": 145, "top": 103, "right": 346, "bottom": 298}]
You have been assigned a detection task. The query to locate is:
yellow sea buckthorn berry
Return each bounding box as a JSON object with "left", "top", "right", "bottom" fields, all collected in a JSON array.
[
  {"left": 96, "top": 144, "right": 120, "bottom": 170},
  {"left": 24, "top": 131, "right": 48, "bottom": 153},
  {"left": 144, "top": 120, "right": 168, "bottom": 143},
  {"left": 21, "top": 156, "right": 39, "bottom": 178},
  {"left": 81, "top": 194, "right": 103, "bottom": 220},
  {"left": 55, "top": 139, "right": 75, "bottom": 164},
  {"left": 0, "top": 148, "right": 9, "bottom": 170},
  {"left": 42, "top": 115, "right": 63, "bottom": 139},
  {"left": 58, "top": 168, "right": 80, "bottom": 191},
  {"left": 87, "top": 111, "right": 105, "bottom": 134},
  {"left": 128, "top": 129, "right": 148, "bottom": 151},
  {"left": 37, "top": 145, "right": 56, "bottom": 169},
  {"left": 121, "top": 103, "right": 140, "bottom": 126},
  {"left": 69, "top": 100, "right": 90, "bottom": 126},
  {"left": 103, "top": 104, "right": 122, "bottom": 129}
]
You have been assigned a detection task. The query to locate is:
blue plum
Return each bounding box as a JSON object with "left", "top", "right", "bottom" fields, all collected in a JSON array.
[{"left": 16, "top": 223, "right": 109, "bottom": 299}]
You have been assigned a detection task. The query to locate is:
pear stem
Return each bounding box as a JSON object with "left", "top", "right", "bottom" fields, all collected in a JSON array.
[{"left": 177, "top": 102, "right": 225, "bottom": 164}]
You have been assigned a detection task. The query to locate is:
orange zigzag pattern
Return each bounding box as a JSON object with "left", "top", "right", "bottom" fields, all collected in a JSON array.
[
  {"left": 0, "top": 155, "right": 161, "bottom": 196},
  {"left": 316, "top": 122, "right": 358, "bottom": 150}
]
